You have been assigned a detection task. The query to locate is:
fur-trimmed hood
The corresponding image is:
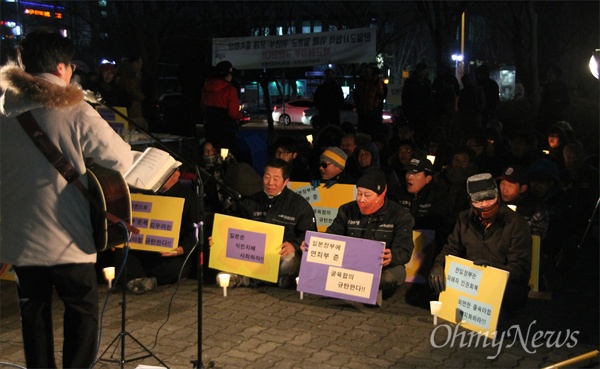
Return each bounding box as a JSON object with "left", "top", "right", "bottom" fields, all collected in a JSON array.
[{"left": 0, "top": 63, "right": 83, "bottom": 116}]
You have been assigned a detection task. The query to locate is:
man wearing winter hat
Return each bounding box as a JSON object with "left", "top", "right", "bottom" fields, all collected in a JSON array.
[
  {"left": 396, "top": 156, "right": 449, "bottom": 240},
  {"left": 429, "top": 173, "right": 532, "bottom": 314},
  {"left": 318, "top": 146, "right": 356, "bottom": 186},
  {"left": 325, "top": 167, "right": 415, "bottom": 306},
  {"left": 498, "top": 165, "right": 549, "bottom": 239}
]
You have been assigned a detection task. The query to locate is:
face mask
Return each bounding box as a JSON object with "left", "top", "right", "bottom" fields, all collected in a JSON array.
[
  {"left": 357, "top": 189, "right": 387, "bottom": 215},
  {"left": 472, "top": 201, "right": 499, "bottom": 221}
]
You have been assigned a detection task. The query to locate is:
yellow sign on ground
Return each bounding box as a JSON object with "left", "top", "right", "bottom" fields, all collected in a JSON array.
[
  {"left": 127, "top": 193, "right": 184, "bottom": 253},
  {"left": 438, "top": 255, "right": 509, "bottom": 338},
  {"left": 209, "top": 213, "right": 285, "bottom": 283},
  {"left": 288, "top": 182, "right": 356, "bottom": 232}
]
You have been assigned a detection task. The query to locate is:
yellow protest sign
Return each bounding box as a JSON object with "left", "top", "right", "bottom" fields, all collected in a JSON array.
[
  {"left": 288, "top": 182, "right": 356, "bottom": 232},
  {"left": 405, "top": 229, "right": 436, "bottom": 283},
  {"left": 530, "top": 235, "right": 541, "bottom": 292},
  {"left": 96, "top": 106, "right": 129, "bottom": 137},
  {"left": 438, "top": 255, "right": 509, "bottom": 338},
  {"left": 209, "top": 213, "right": 284, "bottom": 283},
  {"left": 126, "top": 193, "right": 184, "bottom": 252}
]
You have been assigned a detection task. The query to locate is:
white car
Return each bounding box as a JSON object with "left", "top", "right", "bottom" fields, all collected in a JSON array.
[
  {"left": 301, "top": 101, "right": 359, "bottom": 127},
  {"left": 272, "top": 99, "right": 314, "bottom": 125}
]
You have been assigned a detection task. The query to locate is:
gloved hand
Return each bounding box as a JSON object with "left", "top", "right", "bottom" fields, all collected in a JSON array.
[
  {"left": 428, "top": 265, "right": 446, "bottom": 293},
  {"left": 310, "top": 179, "right": 321, "bottom": 188},
  {"left": 473, "top": 259, "right": 491, "bottom": 267},
  {"left": 325, "top": 179, "right": 337, "bottom": 188}
]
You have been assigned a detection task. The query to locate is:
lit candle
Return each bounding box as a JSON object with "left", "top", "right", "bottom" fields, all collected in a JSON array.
[
  {"left": 427, "top": 155, "right": 436, "bottom": 165},
  {"left": 508, "top": 205, "right": 517, "bottom": 212},
  {"left": 430, "top": 301, "right": 442, "bottom": 325},
  {"left": 306, "top": 135, "right": 313, "bottom": 144},
  {"left": 543, "top": 150, "right": 550, "bottom": 155},
  {"left": 218, "top": 273, "right": 231, "bottom": 297},
  {"left": 220, "top": 148, "right": 229, "bottom": 160},
  {"left": 103, "top": 267, "right": 115, "bottom": 289},
  {"left": 296, "top": 277, "right": 303, "bottom": 299}
]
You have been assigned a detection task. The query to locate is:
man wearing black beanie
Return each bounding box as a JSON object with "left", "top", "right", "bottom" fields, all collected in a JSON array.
[{"left": 326, "top": 167, "right": 415, "bottom": 306}]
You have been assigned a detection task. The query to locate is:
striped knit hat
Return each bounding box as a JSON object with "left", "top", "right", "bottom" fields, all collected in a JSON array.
[{"left": 320, "top": 147, "right": 347, "bottom": 170}]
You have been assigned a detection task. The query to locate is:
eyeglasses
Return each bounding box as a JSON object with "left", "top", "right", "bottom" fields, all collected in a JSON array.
[
  {"left": 70, "top": 63, "right": 77, "bottom": 72},
  {"left": 320, "top": 162, "right": 332, "bottom": 169}
]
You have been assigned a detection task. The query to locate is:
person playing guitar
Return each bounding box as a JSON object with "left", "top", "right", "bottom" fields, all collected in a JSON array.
[{"left": 0, "top": 30, "right": 135, "bottom": 368}]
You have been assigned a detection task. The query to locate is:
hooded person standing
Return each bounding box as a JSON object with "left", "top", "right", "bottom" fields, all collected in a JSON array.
[{"left": 201, "top": 60, "right": 244, "bottom": 158}]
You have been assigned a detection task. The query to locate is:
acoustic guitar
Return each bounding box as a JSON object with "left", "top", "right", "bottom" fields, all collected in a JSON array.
[{"left": 87, "top": 163, "right": 134, "bottom": 252}]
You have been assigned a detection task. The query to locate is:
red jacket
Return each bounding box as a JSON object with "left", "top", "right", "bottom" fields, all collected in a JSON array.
[{"left": 201, "top": 78, "right": 243, "bottom": 121}]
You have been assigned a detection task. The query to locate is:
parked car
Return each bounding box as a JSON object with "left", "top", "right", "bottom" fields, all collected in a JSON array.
[
  {"left": 272, "top": 99, "right": 314, "bottom": 125},
  {"left": 302, "top": 101, "right": 394, "bottom": 127},
  {"left": 302, "top": 101, "right": 358, "bottom": 127}
]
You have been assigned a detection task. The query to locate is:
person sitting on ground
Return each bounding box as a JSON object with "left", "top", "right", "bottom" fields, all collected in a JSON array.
[
  {"left": 388, "top": 139, "right": 420, "bottom": 188},
  {"left": 317, "top": 146, "right": 356, "bottom": 187},
  {"left": 429, "top": 173, "right": 532, "bottom": 315},
  {"left": 345, "top": 139, "right": 401, "bottom": 200},
  {"left": 396, "top": 156, "right": 449, "bottom": 247},
  {"left": 222, "top": 158, "right": 317, "bottom": 288},
  {"left": 498, "top": 165, "right": 549, "bottom": 240},
  {"left": 340, "top": 132, "right": 359, "bottom": 157},
  {"left": 118, "top": 168, "right": 197, "bottom": 294},
  {"left": 324, "top": 167, "right": 415, "bottom": 306},
  {"left": 436, "top": 146, "right": 479, "bottom": 229},
  {"left": 272, "top": 136, "right": 312, "bottom": 182}
]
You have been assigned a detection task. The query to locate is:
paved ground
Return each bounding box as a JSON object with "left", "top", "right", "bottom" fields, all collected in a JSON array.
[{"left": 1, "top": 260, "right": 598, "bottom": 369}]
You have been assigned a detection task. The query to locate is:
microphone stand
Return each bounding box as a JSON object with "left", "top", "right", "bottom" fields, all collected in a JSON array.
[{"left": 84, "top": 92, "right": 234, "bottom": 369}]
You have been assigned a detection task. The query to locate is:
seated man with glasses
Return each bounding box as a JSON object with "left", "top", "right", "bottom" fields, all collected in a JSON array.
[
  {"left": 272, "top": 136, "right": 312, "bottom": 182},
  {"left": 317, "top": 146, "right": 356, "bottom": 187},
  {"left": 429, "top": 173, "right": 532, "bottom": 316}
]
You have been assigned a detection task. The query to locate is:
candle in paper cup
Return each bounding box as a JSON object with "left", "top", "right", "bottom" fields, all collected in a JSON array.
[
  {"left": 220, "top": 148, "right": 229, "bottom": 160},
  {"left": 430, "top": 301, "right": 442, "bottom": 325},
  {"left": 306, "top": 135, "right": 313, "bottom": 144},
  {"left": 218, "top": 273, "right": 231, "bottom": 297},
  {"left": 296, "top": 277, "right": 303, "bottom": 299},
  {"left": 508, "top": 205, "right": 517, "bottom": 212},
  {"left": 103, "top": 267, "right": 115, "bottom": 288},
  {"left": 427, "top": 155, "right": 436, "bottom": 164}
]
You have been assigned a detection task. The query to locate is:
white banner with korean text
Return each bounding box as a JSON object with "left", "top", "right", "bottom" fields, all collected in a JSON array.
[{"left": 212, "top": 27, "right": 377, "bottom": 70}]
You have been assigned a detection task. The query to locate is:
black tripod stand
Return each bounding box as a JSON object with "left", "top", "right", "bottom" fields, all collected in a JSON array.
[{"left": 97, "top": 245, "right": 169, "bottom": 369}]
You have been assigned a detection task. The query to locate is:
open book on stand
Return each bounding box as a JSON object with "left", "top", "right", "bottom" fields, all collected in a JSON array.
[{"left": 124, "top": 147, "right": 182, "bottom": 193}]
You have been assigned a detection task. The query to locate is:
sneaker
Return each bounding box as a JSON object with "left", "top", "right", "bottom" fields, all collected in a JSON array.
[{"left": 127, "top": 277, "right": 157, "bottom": 294}]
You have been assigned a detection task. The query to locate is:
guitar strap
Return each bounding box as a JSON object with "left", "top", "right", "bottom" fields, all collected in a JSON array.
[{"left": 17, "top": 110, "right": 139, "bottom": 235}]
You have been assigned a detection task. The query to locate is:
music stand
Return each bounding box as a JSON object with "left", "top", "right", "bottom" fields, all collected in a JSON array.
[{"left": 97, "top": 244, "right": 170, "bottom": 369}]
